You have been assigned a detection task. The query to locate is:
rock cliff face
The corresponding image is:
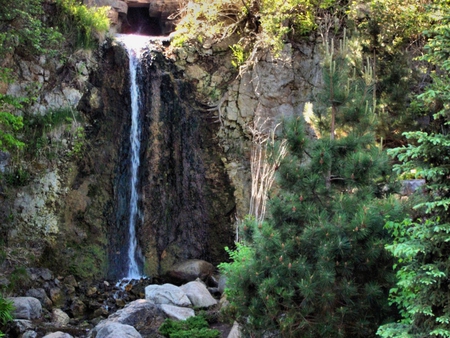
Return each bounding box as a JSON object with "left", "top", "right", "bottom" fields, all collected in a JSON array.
[
  {"left": 78, "top": 39, "right": 235, "bottom": 279},
  {"left": 0, "top": 22, "right": 322, "bottom": 282},
  {"left": 167, "top": 39, "right": 323, "bottom": 220}
]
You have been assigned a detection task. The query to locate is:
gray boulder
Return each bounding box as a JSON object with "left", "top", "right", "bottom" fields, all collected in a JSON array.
[
  {"left": 145, "top": 284, "right": 191, "bottom": 307},
  {"left": 52, "top": 308, "right": 70, "bottom": 326},
  {"left": 180, "top": 280, "right": 217, "bottom": 308},
  {"left": 8, "top": 319, "right": 34, "bottom": 336},
  {"left": 26, "top": 288, "right": 53, "bottom": 309},
  {"left": 159, "top": 304, "right": 195, "bottom": 320},
  {"left": 401, "top": 179, "right": 426, "bottom": 195},
  {"left": 95, "top": 322, "right": 142, "bottom": 338},
  {"left": 42, "top": 332, "right": 73, "bottom": 338},
  {"left": 91, "top": 299, "right": 166, "bottom": 337},
  {"left": 165, "top": 259, "right": 215, "bottom": 285},
  {"left": 218, "top": 275, "right": 227, "bottom": 294},
  {"left": 227, "top": 321, "right": 241, "bottom": 338},
  {"left": 26, "top": 268, "right": 53, "bottom": 281},
  {"left": 22, "top": 331, "right": 38, "bottom": 338},
  {"left": 9, "top": 297, "right": 42, "bottom": 320}
]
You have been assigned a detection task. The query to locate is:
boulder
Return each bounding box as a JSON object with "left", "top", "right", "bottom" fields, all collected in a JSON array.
[
  {"left": 159, "top": 304, "right": 195, "bottom": 320},
  {"left": 49, "top": 287, "right": 64, "bottom": 307},
  {"left": 52, "top": 308, "right": 70, "bottom": 326},
  {"left": 70, "top": 297, "right": 87, "bottom": 318},
  {"left": 26, "top": 268, "right": 53, "bottom": 282},
  {"left": 64, "top": 275, "right": 78, "bottom": 294},
  {"left": 8, "top": 319, "right": 34, "bottom": 336},
  {"left": 22, "top": 331, "right": 38, "bottom": 338},
  {"left": 180, "top": 280, "right": 217, "bottom": 308},
  {"left": 227, "top": 321, "right": 241, "bottom": 338},
  {"left": 165, "top": 259, "right": 215, "bottom": 285},
  {"left": 218, "top": 275, "right": 227, "bottom": 294},
  {"left": 145, "top": 284, "right": 191, "bottom": 307},
  {"left": 95, "top": 322, "right": 142, "bottom": 338},
  {"left": 401, "top": 179, "right": 426, "bottom": 195},
  {"left": 26, "top": 288, "right": 53, "bottom": 309},
  {"left": 9, "top": 297, "right": 42, "bottom": 320},
  {"left": 93, "top": 299, "right": 166, "bottom": 335},
  {"left": 42, "top": 332, "right": 73, "bottom": 338}
]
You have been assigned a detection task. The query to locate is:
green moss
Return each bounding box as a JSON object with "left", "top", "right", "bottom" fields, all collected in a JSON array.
[
  {"left": 67, "top": 244, "right": 107, "bottom": 280},
  {"left": 7, "top": 267, "right": 31, "bottom": 293},
  {"left": 40, "top": 242, "right": 106, "bottom": 280},
  {"left": 159, "top": 316, "right": 220, "bottom": 338}
]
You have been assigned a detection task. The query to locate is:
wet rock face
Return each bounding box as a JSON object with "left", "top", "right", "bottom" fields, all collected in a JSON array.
[
  {"left": 79, "top": 40, "right": 235, "bottom": 280},
  {"left": 76, "top": 40, "right": 131, "bottom": 280},
  {"left": 138, "top": 50, "right": 236, "bottom": 277}
]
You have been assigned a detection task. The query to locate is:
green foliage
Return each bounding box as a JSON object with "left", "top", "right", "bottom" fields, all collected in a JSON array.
[
  {"left": 172, "top": 0, "right": 339, "bottom": 55},
  {"left": 347, "top": 0, "right": 439, "bottom": 147},
  {"left": 68, "top": 126, "right": 86, "bottom": 158},
  {"left": 378, "top": 7, "right": 450, "bottom": 338},
  {"left": 221, "top": 38, "right": 405, "bottom": 337},
  {"left": 3, "top": 167, "right": 31, "bottom": 187},
  {"left": 314, "top": 30, "right": 377, "bottom": 138},
  {"left": 0, "top": 294, "right": 14, "bottom": 337},
  {"left": 22, "top": 108, "right": 84, "bottom": 161},
  {"left": 0, "top": 0, "right": 63, "bottom": 57},
  {"left": 6, "top": 267, "right": 31, "bottom": 293},
  {"left": 67, "top": 244, "right": 106, "bottom": 279},
  {"left": 40, "top": 242, "right": 106, "bottom": 280},
  {"left": 54, "top": 0, "right": 110, "bottom": 50},
  {"left": 159, "top": 316, "right": 220, "bottom": 338},
  {"left": 0, "top": 89, "right": 25, "bottom": 152},
  {"left": 0, "top": 0, "right": 109, "bottom": 57},
  {"left": 230, "top": 44, "right": 248, "bottom": 68}
]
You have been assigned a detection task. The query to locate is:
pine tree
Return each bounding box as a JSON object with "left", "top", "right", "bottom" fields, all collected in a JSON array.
[
  {"left": 377, "top": 9, "right": 450, "bottom": 338},
  {"left": 220, "top": 34, "right": 404, "bottom": 337}
]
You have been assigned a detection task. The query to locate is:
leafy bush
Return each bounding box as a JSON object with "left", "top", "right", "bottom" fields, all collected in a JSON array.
[
  {"left": 172, "top": 0, "right": 338, "bottom": 54},
  {"left": 7, "top": 267, "right": 31, "bottom": 293},
  {"left": 22, "top": 108, "right": 84, "bottom": 161},
  {"left": 55, "top": 0, "right": 110, "bottom": 50},
  {"left": 0, "top": 90, "right": 25, "bottom": 152},
  {"left": 3, "top": 168, "right": 31, "bottom": 187},
  {"left": 159, "top": 316, "right": 220, "bottom": 338},
  {"left": 0, "top": 295, "right": 13, "bottom": 337},
  {"left": 0, "top": 0, "right": 63, "bottom": 57}
]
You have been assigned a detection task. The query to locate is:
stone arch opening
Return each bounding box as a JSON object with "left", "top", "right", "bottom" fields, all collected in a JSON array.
[{"left": 121, "top": 7, "right": 162, "bottom": 35}]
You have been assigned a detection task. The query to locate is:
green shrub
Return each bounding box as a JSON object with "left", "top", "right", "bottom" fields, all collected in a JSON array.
[
  {"left": 7, "top": 267, "right": 31, "bottom": 292},
  {"left": 0, "top": 295, "right": 13, "bottom": 337},
  {"left": 23, "top": 107, "right": 82, "bottom": 160},
  {"left": 55, "top": 0, "right": 110, "bottom": 50},
  {"left": 0, "top": 0, "right": 63, "bottom": 57},
  {"left": 159, "top": 316, "right": 220, "bottom": 338},
  {"left": 3, "top": 167, "right": 31, "bottom": 187},
  {"left": 172, "top": 0, "right": 338, "bottom": 56}
]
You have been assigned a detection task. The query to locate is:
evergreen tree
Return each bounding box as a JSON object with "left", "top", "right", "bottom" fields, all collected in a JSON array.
[
  {"left": 220, "top": 34, "right": 404, "bottom": 337},
  {"left": 377, "top": 8, "right": 450, "bottom": 338}
]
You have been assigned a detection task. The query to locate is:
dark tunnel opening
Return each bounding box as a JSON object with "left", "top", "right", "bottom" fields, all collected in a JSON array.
[{"left": 121, "top": 7, "right": 162, "bottom": 36}]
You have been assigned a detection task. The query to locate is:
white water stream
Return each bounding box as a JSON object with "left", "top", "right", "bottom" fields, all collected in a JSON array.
[{"left": 116, "top": 34, "right": 150, "bottom": 279}]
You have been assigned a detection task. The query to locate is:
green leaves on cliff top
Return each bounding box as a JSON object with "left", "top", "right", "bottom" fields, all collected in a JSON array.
[
  {"left": 0, "top": 0, "right": 63, "bottom": 57},
  {"left": 0, "top": 0, "right": 110, "bottom": 58},
  {"left": 171, "top": 0, "right": 338, "bottom": 52},
  {"left": 55, "top": 0, "right": 110, "bottom": 50}
]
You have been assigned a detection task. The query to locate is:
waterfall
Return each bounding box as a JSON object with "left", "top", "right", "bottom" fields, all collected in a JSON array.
[{"left": 116, "top": 34, "right": 150, "bottom": 279}]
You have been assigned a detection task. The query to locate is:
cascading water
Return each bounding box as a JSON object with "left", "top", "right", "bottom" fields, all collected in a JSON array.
[
  {"left": 96, "top": 33, "right": 235, "bottom": 281},
  {"left": 116, "top": 34, "right": 150, "bottom": 279}
]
